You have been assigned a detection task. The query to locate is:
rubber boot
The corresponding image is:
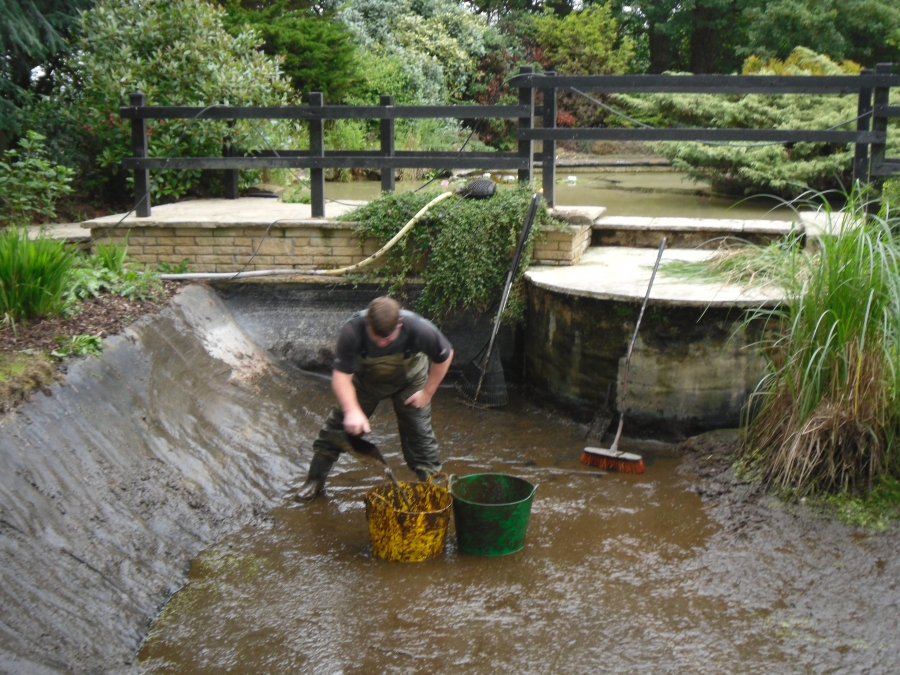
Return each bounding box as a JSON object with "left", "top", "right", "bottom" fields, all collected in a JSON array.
[{"left": 295, "top": 453, "right": 334, "bottom": 502}]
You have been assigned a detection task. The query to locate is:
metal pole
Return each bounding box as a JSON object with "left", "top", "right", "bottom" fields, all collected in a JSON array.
[
  {"left": 129, "top": 90, "right": 151, "bottom": 217},
  {"left": 308, "top": 91, "right": 325, "bottom": 218},
  {"left": 380, "top": 95, "right": 395, "bottom": 194}
]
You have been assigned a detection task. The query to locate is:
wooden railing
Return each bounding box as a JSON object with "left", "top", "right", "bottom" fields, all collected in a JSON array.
[{"left": 121, "top": 64, "right": 899, "bottom": 216}]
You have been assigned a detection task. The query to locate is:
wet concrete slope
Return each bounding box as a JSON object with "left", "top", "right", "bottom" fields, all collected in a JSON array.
[{"left": 0, "top": 285, "right": 307, "bottom": 674}]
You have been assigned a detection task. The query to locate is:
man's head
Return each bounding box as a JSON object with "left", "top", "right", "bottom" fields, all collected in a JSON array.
[{"left": 366, "top": 296, "right": 402, "bottom": 347}]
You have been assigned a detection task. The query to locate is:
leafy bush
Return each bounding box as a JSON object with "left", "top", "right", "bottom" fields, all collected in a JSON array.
[
  {"left": 0, "top": 131, "right": 74, "bottom": 225},
  {"left": 0, "top": 227, "right": 75, "bottom": 321},
  {"left": 222, "top": 0, "right": 360, "bottom": 102},
  {"left": 615, "top": 48, "right": 900, "bottom": 198},
  {"left": 340, "top": 0, "right": 490, "bottom": 105},
  {"left": 34, "top": 0, "right": 292, "bottom": 204},
  {"left": 348, "top": 186, "right": 556, "bottom": 322}
]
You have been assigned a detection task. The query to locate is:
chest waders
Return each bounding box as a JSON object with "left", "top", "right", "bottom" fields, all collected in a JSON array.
[{"left": 308, "top": 351, "right": 442, "bottom": 485}]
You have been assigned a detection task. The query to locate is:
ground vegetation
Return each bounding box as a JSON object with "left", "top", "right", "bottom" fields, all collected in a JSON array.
[{"left": 0, "top": 232, "right": 179, "bottom": 411}]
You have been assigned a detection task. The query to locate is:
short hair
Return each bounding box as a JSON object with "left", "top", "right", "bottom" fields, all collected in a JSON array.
[{"left": 367, "top": 296, "right": 400, "bottom": 337}]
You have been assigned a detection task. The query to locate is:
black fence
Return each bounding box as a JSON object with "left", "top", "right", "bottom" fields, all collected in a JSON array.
[{"left": 121, "top": 64, "right": 900, "bottom": 217}]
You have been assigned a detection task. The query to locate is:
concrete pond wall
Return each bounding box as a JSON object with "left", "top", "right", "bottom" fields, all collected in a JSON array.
[{"left": 523, "top": 285, "right": 769, "bottom": 439}]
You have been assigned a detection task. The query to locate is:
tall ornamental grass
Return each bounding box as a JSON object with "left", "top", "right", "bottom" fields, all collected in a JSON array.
[
  {"left": 741, "top": 195, "right": 900, "bottom": 496},
  {"left": 0, "top": 228, "right": 75, "bottom": 322}
]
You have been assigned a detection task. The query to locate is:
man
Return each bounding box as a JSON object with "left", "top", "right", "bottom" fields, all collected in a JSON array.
[{"left": 296, "top": 296, "right": 454, "bottom": 501}]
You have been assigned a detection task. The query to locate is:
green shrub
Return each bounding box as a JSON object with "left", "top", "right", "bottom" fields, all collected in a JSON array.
[
  {"left": 348, "top": 186, "right": 556, "bottom": 322},
  {"left": 615, "top": 48, "right": 900, "bottom": 198},
  {"left": 35, "top": 0, "right": 292, "bottom": 204},
  {"left": 0, "top": 131, "right": 74, "bottom": 225},
  {"left": 0, "top": 228, "right": 75, "bottom": 321}
]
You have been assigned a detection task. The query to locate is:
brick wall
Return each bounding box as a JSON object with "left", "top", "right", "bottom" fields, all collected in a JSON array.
[
  {"left": 531, "top": 224, "right": 592, "bottom": 266},
  {"left": 90, "top": 221, "right": 589, "bottom": 272}
]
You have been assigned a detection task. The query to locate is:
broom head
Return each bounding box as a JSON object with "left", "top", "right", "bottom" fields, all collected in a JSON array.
[
  {"left": 581, "top": 446, "right": 645, "bottom": 474},
  {"left": 456, "top": 344, "right": 508, "bottom": 408}
]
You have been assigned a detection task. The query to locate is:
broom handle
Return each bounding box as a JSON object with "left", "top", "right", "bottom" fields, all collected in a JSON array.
[
  {"left": 474, "top": 193, "right": 542, "bottom": 398},
  {"left": 610, "top": 238, "right": 667, "bottom": 452}
]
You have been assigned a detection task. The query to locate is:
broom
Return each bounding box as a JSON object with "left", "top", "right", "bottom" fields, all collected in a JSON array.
[
  {"left": 581, "top": 237, "right": 667, "bottom": 474},
  {"left": 457, "top": 192, "right": 542, "bottom": 407}
]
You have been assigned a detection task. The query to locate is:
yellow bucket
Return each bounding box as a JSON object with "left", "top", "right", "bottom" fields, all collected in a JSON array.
[{"left": 364, "top": 481, "right": 452, "bottom": 562}]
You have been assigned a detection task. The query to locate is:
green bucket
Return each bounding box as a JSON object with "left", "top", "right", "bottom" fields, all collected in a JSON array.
[{"left": 450, "top": 473, "right": 537, "bottom": 556}]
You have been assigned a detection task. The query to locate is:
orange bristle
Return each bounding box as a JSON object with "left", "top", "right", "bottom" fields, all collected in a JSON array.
[{"left": 580, "top": 451, "right": 645, "bottom": 474}]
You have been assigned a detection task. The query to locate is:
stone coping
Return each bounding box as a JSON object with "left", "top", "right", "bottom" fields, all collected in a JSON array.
[
  {"left": 81, "top": 198, "right": 366, "bottom": 229},
  {"left": 525, "top": 246, "right": 784, "bottom": 308},
  {"left": 593, "top": 215, "right": 805, "bottom": 235}
]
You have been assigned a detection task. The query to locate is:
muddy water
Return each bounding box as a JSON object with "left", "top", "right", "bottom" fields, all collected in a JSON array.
[
  {"left": 322, "top": 171, "right": 797, "bottom": 220},
  {"left": 136, "top": 376, "right": 900, "bottom": 674}
]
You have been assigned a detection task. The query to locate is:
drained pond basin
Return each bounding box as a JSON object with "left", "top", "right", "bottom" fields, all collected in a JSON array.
[{"left": 1, "top": 284, "right": 899, "bottom": 674}]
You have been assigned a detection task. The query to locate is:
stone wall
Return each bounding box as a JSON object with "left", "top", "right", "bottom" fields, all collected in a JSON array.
[{"left": 90, "top": 221, "right": 592, "bottom": 272}]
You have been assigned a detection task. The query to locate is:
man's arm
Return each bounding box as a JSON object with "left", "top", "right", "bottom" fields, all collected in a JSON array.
[
  {"left": 405, "top": 350, "right": 454, "bottom": 409},
  {"left": 332, "top": 370, "right": 371, "bottom": 435}
]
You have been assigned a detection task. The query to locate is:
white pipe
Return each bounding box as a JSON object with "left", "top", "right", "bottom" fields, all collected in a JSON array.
[{"left": 159, "top": 191, "right": 455, "bottom": 281}]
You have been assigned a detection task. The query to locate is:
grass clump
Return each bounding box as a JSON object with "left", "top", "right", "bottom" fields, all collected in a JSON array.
[
  {"left": 348, "top": 186, "right": 557, "bottom": 322},
  {"left": 739, "top": 193, "right": 900, "bottom": 500},
  {"left": 0, "top": 352, "right": 59, "bottom": 412},
  {"left": 0, "top": 228, "right": 75, "bottom": 322}
]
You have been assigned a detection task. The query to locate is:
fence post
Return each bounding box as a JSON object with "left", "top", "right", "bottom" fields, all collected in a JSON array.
[
  {"left": 308, "top": 91, "right": 325, "bottom": 218},
  {"left": 129, "top": 90, "right": 151, "bottom": 217},
  {"left": 869, "top": 64, "right": 891, "bottom": 203},
  {"left": 518, "top": 65, "right": 535, "bottom": 186},
  {"left": 223, "top": 119, "right": 239, "bottom": 199},
  {"left": 852, "top": 69, "right": 873, "bottom": 192},
  {"left": 541, "top": 71, "right": 557, "bottom": 208},
  {"left": 380, "top": 95, "right": 395, "bottom": 194}
]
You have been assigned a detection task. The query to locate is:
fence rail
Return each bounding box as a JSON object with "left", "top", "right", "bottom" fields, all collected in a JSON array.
[{"left": 121, "top": 64, "right": 899, "bottom": 217}]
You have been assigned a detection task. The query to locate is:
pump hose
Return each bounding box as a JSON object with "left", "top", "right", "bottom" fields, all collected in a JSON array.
[{"left": 158, "top": 191, "right": 455, "bottom": 280}]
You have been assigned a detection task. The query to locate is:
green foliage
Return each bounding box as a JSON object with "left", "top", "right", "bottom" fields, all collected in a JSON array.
[
  {"left": 0, "top": 130, "right": 74, "bottom": 225},
  {"left": 534, "top": 4, "right": 633, "bottom": 76},
  {"left": 0, "top": 0, "right": 93, "bottom": 141},
  {"left": 35, "top": 0, "right": 292, "bottom": 204},
  {"left": 348, "top": 186, "right": 556, "bottom": 322},
  {"left": 884, "top": 179, "right": 900, "bottom": 215},
  {"left": 740, "top": 0, "right": 900, "bottom": 65},
  {"left": 340, "top": 0, "right": 491, "bottom": 104},
  {"left": 739, "top": 192, "right": 900, "bottom": 496},
  {"left": 93, "top": 240, "right": 127, "bottom": 273},
  {"left": 222, "top": 0, "right": 360, "bottom": 102},
  {"left": 51, "top": 333, "right": 103, "bottom": 359},
  {"left": 281, "top": 184, "right": 312, "bottom": 204},
  {"left": 156, "top": 258, "right": 190, "bottom": 274},
  {"left": 0, "top": 227, "right": 74, "bottom": 321},
  {"left": 813, "top": 475, "right": 900, "bottom": 530},
  {"left": 615, "top": 49, "right": 899, "bottom": 198},
  {"left": 67, "top": 247, "right": 165, "bottom": 304}
]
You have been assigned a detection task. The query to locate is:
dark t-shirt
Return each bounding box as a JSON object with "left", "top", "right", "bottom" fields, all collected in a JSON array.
[{"left": 332, "top": 309, "right": 452, "bottom": 374}]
